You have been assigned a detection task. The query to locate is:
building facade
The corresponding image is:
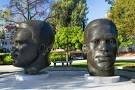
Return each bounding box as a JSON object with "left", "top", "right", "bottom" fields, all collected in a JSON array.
[{"left": 0, "top": 19, "right": 15, "bottom": 53}]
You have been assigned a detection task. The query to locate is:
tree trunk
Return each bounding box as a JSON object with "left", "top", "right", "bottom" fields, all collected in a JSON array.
[{"left": 66, "top": 51, "right": 68, "bottom": 61}]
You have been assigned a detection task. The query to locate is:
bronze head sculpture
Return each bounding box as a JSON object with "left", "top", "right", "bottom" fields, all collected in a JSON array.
[
  {"left": 11, "top": 20, "right": 54, "bottom": 74},
  {"left": 84, "top": 19, "right": 118, "bottom": 76}
]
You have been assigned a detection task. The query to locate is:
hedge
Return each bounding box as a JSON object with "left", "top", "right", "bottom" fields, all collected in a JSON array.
[
  {"left": 49, "top": 51, "right": 66, "bottom": 62},
  {"left": 0, "top": 53, "right": 13, "bottom": 65}
]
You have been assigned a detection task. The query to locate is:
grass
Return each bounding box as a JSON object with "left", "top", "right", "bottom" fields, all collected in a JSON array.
[
  {"left": 115, "top": 60, "right": 135, "bottom": 68},
  {"left": 71, "top": 60, "right": 135, "bottom": 68},
  {"left": 71, "top": 60, "right": 87, "bottom": 68}
]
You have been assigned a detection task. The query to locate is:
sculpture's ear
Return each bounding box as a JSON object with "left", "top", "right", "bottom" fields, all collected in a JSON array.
[
  {"left": 40, "top": 44, "right": 45, "bottom": 51},
  {"left": 82, "top": 44, "right": 88, "bottom": 53},
  {"left": 39, "top": 44, "right": 50, "bottom": 55},
  {"left": 39, "top": 44, "right": 46, "bottom": 54}
]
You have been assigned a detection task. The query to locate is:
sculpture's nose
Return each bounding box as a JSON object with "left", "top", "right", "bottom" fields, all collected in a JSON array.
[{"left": 98, "top": 40, "right": 109, "bottom": 52}]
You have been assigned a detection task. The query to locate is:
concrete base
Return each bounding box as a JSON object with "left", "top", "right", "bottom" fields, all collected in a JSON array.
[{"left": 84, "top": 74, "right": 120, "bottom": 84}]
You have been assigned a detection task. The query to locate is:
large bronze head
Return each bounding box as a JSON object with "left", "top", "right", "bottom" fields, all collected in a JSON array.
[
  {"left": 11, "top": 20, "right": 54, "bottom": 74},
  {"left": 84, "top": 19, "right": 118, "bottom": 76}
]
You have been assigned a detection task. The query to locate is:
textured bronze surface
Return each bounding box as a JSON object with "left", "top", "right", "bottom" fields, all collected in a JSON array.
[
  {"left": 11, "top": 20, "right": 54, "bottom": 74},
  {"left": 84, "top": 19, "right": 118, "bottom": 76}
]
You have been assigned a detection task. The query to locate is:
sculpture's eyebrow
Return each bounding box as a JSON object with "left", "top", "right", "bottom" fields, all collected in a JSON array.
[
  {"left": 15, "top": 39, "right": 27, "bottom": 42},
  {"left": 90, "top": 34, "right": 115, "bottom": 42}
]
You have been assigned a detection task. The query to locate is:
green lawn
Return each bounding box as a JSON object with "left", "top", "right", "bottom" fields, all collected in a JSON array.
[
  {"left": 115, "top": 60, "right": 135, "bottom": 67},
  {"left": 71, "top": 60, "right": 87, "bottom": 68},
  {"left": 71, "top": 60, "right": 135, "bottom": 68}
]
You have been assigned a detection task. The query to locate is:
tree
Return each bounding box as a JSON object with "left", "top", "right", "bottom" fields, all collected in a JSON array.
[
  {"left": 54, "top": 26, "right": 84, "bottom": 61},
  {"left": 108, "top": 0, "right": 135, "bottom": 47},
  {"left": 49, "top": 0, "right": 87, "bottom": 61},
  {"left": 0, "top": 31, "right": 5, "bottom": 39},
  {"left": 48, "top": 0, "right": 88, "bottom": 29},
  {"left": 7, "top": 0, "right": 52, "bottom": 21},
  {"left": 0, "top": 9, "right": 11, "bottom": 20},
  {"left": 0, "top": 29, "right": 5, "bottom": 50},
  {"left": 54, "top": 26, "right": 83, "bottom": 50},
  {"left": 105, "top": 0, "right": 114, "bottom": 4}
]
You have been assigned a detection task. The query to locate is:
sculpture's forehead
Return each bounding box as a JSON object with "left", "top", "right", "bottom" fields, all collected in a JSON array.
[
  {"left": 87, "top": 25, "right": 117, "bottom": 39},
  {"left": 15, "top": 29, "right": 32, "bottom": 41}
]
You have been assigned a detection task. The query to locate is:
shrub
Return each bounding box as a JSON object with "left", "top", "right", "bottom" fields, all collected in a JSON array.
[
  {"left": 0, "top": 53, "right": 13, "bottom": 65},
  {"left": 49, "top": 51, "right": 66, "bottom": 62}
]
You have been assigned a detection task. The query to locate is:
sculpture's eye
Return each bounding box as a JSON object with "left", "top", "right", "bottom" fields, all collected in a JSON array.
[
  {"left": 107, "top": 39, "right": 116, "bottom": 44},
  {"left": 15, "top": 40, "right": 25, "bottom": 45},
  {"left": 18, "top": 41, "right": 24, "bottom": 45},
  {"left": 93, "top": 39, "right": 100, "bottom": 44}
]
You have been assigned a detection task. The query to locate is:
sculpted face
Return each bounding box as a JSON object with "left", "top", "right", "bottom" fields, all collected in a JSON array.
[
  {"left": 85, "top": 19, "right": 118, "bottom": 76},
  {"left": 88, "top": 26, "right": 117, "bottom": 70},
  {"left": 12, "top": 29, "right": 38, "bottom": 67},
  {"left": 11, "top": 20, "right": 54, "bottom": 74}
]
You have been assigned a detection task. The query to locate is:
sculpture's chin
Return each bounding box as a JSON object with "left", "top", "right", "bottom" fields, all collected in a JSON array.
[
  {"left": 96, "top": 62, "right": 113, "bottom": 71},
  {"left": 13, "top": 59, "right": 26, "bottom": 67},
  {"left": 94, "top": 57, "right": 115, "bottom": 71},
  {"left": 13, "top": 59, "right": 18, "bottom": 66},
  {"left": 13, "top": 60, "right": 21, "bottom": 67}
]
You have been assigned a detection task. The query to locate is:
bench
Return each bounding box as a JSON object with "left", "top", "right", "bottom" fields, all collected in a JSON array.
[{"left": 53, "top": 61, "right": 72, "bottom": 66}]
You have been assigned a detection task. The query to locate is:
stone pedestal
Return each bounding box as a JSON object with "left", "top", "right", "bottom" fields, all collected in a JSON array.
[{"left": 84, "top": 74, "right": 120, "bottom": 84}]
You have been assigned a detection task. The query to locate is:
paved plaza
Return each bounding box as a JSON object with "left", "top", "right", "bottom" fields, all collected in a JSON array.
[
  {"left": 0, "top": 55, "right": 135, "bottom": 90},
  {"left": 0, "top": 56, "right": 135, "bottom": 90},
  {"left": 0, "top": 65, "right": 135, "bottom": 90}
]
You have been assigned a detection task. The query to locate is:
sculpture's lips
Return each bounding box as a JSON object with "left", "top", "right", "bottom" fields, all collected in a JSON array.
[
  {"left": 95, "top": 56, "right": 112, "bottom": 62},
  {"left": 96, "top": 55, "right": 111, "bottom": 58}
]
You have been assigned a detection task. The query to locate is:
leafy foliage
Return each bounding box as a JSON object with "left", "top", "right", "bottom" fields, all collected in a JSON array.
[
  {"left": 0, "top": 9, "right": 11, "bottom": 20},
  {"left": 3, "top": 54, "right": 13, "bottom": 65},
  {"left": 0, "top": 31, "right": 5, "bottom": 39},
  {"left": 54, "top": 26, "right": 84, "bottom": 50},
  {"left": 105, "top": 0, "right": 114, "bottom": 4},
  {"left": 49, "top": 51, "right": 66, "bottom": 62},
  {"left": 0, "top": 53, "right": 13, "bottom": 65},
  {"left": 48, "top": 0, "right": 88, "bottom": 29},
  {"left": 108, "top": 0, "right": 135, "bottom": 47}
]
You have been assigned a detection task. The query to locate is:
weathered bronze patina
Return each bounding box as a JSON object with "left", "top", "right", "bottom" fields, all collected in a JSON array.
[
  {"left": 84, "top": 19, "right": 118, "bottom": 76},
  {"left": 11, "top": 20, "right": 54, "bottom": 74}
]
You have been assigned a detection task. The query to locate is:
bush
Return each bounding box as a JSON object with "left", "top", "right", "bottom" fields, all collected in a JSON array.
[
  {"left": 49, "top": 51, "right": 66, "bottom": 62},
  {"left": 3, "top": 54, "right": 13, "bottom": 65},
  {"left": 0, "top": 53, "right": 13, "bottom": 65}
]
